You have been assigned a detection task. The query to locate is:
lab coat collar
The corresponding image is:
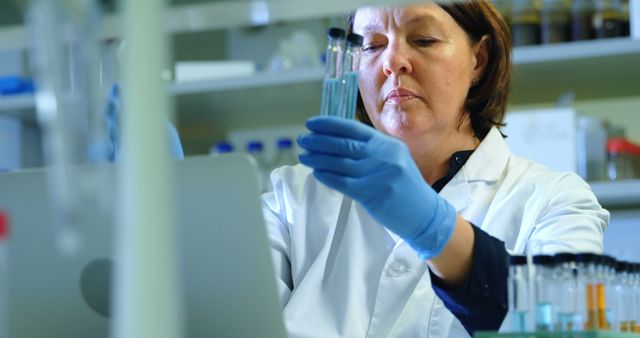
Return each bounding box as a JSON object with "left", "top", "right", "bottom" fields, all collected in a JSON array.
[{"left": 439, "top": 127, "right": 510, "bottom": 212}]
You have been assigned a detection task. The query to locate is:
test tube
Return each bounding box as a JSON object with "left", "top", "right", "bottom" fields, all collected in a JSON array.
[
  {"left": 554, "top": 253, "right": 578, "bottom": 332},
  {"left": 594, "top": 255, "right": 611, "bottom": 330},
  {"left": 533, "top": 255, "right": 555, "bottom": 331},
  {"left": 603, "top": 256, "right": 617, "bottom": 330},
  {"left": 576, "top": 253, "right": 599, "bottom": 330},
  {"left": 633, "top": 263, "right": 640, "bottom": 333},
  {"left": 508, "top": 255, "right": 530, "bottom": 332},
  {"left": 339, "top": 33, "right": 363, "bottom": 120},
  {"left": 614, "top": 261, "right": 631, "bottom": 332},
  {"left": 320, "top": 28, "right": 345, "bottom": 117}
]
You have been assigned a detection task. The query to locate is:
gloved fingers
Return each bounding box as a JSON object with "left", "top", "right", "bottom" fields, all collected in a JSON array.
[
  {"left": 306, "top": 116, "right": 375, "bottom": 141},
  {"left": 297, "top": 134, "right": 368, "bottom": 159},
  {"left": 312, "top": 170, "right": 360, "bottom": 194},
  {"left": 298, "top": 152, "right": 372, "bottom": 177}
]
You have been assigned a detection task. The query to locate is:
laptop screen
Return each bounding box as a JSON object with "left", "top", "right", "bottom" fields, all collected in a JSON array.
[{"left": 0, "top": 154, "right": 287, "bottom": 338}]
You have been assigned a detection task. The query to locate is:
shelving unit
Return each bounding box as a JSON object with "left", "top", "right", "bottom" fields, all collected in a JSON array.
[{"left": 590, "top": 179, "right": 640, "bottom": 209}]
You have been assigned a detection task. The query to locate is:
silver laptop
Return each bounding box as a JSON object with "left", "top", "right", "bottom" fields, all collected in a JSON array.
[{"left": 0, "top": 154, "right": 287, "bottom": 338}]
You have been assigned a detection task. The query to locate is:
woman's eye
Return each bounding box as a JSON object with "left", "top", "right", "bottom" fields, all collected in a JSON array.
[
  {"left": 362, "top": 44, "right": 381, "bottom": 53},
  {"left": 414, "top": 39, "right": 435, "bottom": 46}
]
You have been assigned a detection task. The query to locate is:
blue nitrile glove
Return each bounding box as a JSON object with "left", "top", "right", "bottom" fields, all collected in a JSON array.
[{"left": 297, "top": 116, "right": 457, "bottom": 259}]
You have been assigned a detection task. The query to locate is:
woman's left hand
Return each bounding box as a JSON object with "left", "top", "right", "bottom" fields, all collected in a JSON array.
[{"left": 297, "top": 116, "right": 456, "bottom": 259}]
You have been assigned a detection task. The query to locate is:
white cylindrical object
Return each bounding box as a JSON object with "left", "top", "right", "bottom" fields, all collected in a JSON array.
[
  {"left": 112, "top": 0, "right": 181, "bottom": 337},
  {"left": 577, "top": 116, "right": 607, "bottom": 181}
]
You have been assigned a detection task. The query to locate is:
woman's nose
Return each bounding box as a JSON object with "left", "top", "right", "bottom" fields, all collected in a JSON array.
[{"left": 382, "top": 43, "right": 413, "bottom": 77}]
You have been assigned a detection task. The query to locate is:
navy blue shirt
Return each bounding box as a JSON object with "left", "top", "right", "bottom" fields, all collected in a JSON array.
[{"left": 430, "top": 151, "right": 509, "bottom": 336}]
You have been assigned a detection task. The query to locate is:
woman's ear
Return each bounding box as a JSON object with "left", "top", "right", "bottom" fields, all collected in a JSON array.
[{"left": 472, "top": 34, "right": 490, "bottom": 82}]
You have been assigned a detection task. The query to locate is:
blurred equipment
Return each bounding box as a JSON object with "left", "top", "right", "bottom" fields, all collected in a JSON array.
[
  {"left": 0, "top": 155, "right": 287, "bottom": 338},
  {"left": 607, "top": 137, "right": 640, "bottom": 180},
  {"left": 246, "top": 140, "right": 271, "bottom": 192},
  {"left": 27, "top": 0, "right": 111, "bottom": 256}
]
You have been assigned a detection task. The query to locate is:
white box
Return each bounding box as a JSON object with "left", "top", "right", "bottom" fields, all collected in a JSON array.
[
  {"left": 174, "top": 60, "right": 255, "bottom": 83},
  {"left": 503, "top": 108, "right": 578, "bottom": 174}
]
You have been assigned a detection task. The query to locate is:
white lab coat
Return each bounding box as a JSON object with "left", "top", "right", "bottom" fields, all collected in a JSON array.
[{"left": 262, "top": 127, "right": 608, "bottom": 338}]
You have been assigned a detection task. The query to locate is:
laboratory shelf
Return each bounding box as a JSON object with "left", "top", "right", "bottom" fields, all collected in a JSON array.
[
  {"left": 510, "top": 38, "right": 640, "bottom": 104},
  {"left": 590, "top": 179, "right": 640, "bottom": 209},
  {"left": 169, "top": 67, "right": 324, "bottom": 95},
  {"left": 172, "top": 38, "right": 640, "bottom": 103},
  {"left": 475, "top": 331, "right": 640, "bottom": 338},
  {"left": 513, "top": 38, "right": 640, "bottom": 64},
  {"left": 0, "top": 0, "right": 422, "bottom": 52}
]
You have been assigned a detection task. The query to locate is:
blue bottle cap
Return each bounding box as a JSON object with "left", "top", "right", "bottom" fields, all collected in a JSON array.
[
  {"left": 277, "top": 138, "right": 293, "bottom": 149},
  {"left": 214, "top": 142, "right": 233, "bottom": 153},
  {"left": 247, "top": 140, "right": 264, "bottom": 152}
]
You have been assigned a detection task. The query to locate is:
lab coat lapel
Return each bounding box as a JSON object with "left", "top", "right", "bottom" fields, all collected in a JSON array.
[{"left": 438, "top": 127, "right": 510, "bottom": 214}]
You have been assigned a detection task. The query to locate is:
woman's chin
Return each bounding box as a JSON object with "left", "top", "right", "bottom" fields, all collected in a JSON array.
[{"left": 377, "top": 110, "right": 433, "bottom": 138}]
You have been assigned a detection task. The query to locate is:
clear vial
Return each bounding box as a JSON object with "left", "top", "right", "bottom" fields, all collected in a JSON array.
[
  {"left": 339, "top": 33, "right": 363, "bottom": 120},
  {"left": 576, "top": 253, "right": 599, "bottom": 330},
  {"left": 320, "top": 28, "right": 345, "bottom": 117},
  {"left": 508, "top": 255, "right": 530, "bottom": 332},
  {"left": 554, "top": 253, "right": 577, "bottom": 331},
  {"left": 533, "top": 255, "right": 556, "bottom": 331},
  {"left": 271, "top": 137, "right": 298, "bottom": 169},
  {"left": 614, "top": 261, "right": 632, "bottom": 332},
  {"left": 246, "top": 140, "right": 271, "bottom": 193}
]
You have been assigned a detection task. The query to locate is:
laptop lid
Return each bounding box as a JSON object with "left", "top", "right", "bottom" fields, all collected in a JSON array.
[{"left": 0, "top": 154, "right": 287, "bottom": 338}]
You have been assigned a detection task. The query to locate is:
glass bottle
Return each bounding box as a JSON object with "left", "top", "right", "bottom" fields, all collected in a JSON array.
[
  {"left": 512, "top": 0, "right": 542, "bottom": 46},
  {"left": 594, "top": 0, "right": 623, "bottom": 38},
  {"left": 541, "top": 0, "right": 571, "bottom": 43},
  {"left": 572, "top": 0, "right": 597, "bottom": 40}
]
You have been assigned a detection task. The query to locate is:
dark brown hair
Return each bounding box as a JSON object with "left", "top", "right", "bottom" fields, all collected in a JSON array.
[{"left": 348, "top": 0, "right": 511, "bottom": 139}]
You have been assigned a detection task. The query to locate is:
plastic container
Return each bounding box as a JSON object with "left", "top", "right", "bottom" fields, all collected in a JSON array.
[{"left": 607, "top": 138, "right": 640, "bottom": 180}]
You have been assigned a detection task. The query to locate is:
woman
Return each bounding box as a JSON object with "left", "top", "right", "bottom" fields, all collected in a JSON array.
[{"left": 262, "top": 2, "right": 608, "bottom": 337}]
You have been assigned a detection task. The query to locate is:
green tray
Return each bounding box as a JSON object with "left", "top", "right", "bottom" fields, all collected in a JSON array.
[{"left": 475, "top": 330, "right": 640, "bottom": 338}]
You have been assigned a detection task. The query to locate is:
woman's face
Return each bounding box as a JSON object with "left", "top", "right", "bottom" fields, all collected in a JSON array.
[{"left": 353, "top": 4, "right": 483, "bottom": 142}]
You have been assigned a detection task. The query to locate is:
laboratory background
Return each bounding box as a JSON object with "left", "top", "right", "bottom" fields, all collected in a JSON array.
[{"left": 0, "top": 0, "right": 639, "bottom": 336}]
